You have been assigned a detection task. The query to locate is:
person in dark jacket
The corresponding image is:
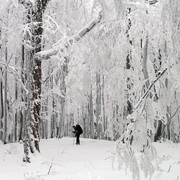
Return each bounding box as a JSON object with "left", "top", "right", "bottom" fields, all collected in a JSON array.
[{"left": 72, "top": 124, "right": 83, "bottom": 145}]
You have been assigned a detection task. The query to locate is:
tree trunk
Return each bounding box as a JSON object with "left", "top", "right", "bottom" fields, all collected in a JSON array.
[
  {"left": 0, "top": 28, "right": 3, "bottom": 141},
  {"left": 96, "top": 72, "right": 101, "bottom": 139},
  {"left": 125, "top": 8, "right": 133, "bottom": 117},
  {"left": 18, "top": 45, "right": 25, "bottom": 142},
  {"left": 14, "top": 57, "right": 19, "bottom": 142},
  {"left": 3, "top": 47, "right": 8, "bottom": 144},
  {"left": 58, "top": 58, "right": 68, "bottom": 138},
  {"left": 142, "top": 36, "right": 150, "bottom": 89},
  {"left": 21, "top": 0, "right": 50, "bottom": 162},
  {"left": 88, "top": 87, "right": 94, "bottom": 138},
  {"left": 102, "top": 74, "right": 106, "bottom": 138},
  {"left": 0, "top": 69, "right": 4, "bottom": 140},
  {"left": 0, "top": 68, "right": 3, "bottom": 141},
  {"left": 19, "top": 111, "right": 24, "bottom": 141}
]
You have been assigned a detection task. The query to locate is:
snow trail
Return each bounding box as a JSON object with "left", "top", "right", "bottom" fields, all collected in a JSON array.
[
  {"left": 75, "top": 144, "right": 100, "bottom": 180},
  {"left": 0, "top": 138, "right": 180, "bottom": 180}
]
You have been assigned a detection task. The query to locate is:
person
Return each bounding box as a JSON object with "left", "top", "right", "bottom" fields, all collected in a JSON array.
[{"left": 72, "top": 124, "right": 83, "bottom": 145}]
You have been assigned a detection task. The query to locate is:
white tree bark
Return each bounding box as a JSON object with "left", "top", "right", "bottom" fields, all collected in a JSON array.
[
  {"left": 0, "top": 28, "right": 3, "bottom": 141},
  {"left": 142, "top": 36, "right": 150, "bottom": 89},
  {"left": 3, "top": 47, "right": 8, "bottom": 144}
]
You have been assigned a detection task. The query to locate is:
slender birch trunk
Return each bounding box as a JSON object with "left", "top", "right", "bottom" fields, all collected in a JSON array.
[
  {"left": 102, "top": 74, "right": 106, "bottom": 138},
  {"left": 142, "top": 36, "right": 150, "bottom": 89},
  {"left": 96, "top": 72, "right": 101, "bottom": 139},
  {"left": 3, "top": 47, "right": 8, "bottom": 144},
  {"left": 125, "top": 8, "right": 133, "bottom": 117},
  {"left": 58, "top": 58, "right": 68, "bottom": 138},
  {"left": 19, "top": 45, "right": 25, "bottom": 141},
  {"left": 0, "top": 29, "right": 3, "bottom": 141},
  {"left": 0, "top": 72, "right": 3, "bottom": 141},
  {"left": 89, "top": 86, "right": 94, "bottom": 138}
]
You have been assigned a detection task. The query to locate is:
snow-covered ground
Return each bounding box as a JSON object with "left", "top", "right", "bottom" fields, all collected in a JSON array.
[{"left": 0, "top": 138, "right": 180, "bottom": 180}]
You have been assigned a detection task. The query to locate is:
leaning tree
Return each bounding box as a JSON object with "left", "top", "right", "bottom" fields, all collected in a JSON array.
[{"left": 20, "top": 0, "right": 102, "bottom": 162}]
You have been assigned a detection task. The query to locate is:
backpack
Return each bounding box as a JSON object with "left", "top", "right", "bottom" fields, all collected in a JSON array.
[
  {"left": 79, "top": 126, "right": 83, "bottom": 134},
  {"left": 76, "top": 125, "right": 83, "bottom": 134}
]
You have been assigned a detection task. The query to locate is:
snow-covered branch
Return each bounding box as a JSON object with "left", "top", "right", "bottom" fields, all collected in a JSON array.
[
  {"left": 161, "top": 105, "right": 180, "bottom": 136},
  {"left": 19, "top": 0, "right": 50, "bottom": 12},
  {"left": 126, "top": 68, "right": 167, "bottom": 123},
  {"left": 19, "top": 0, "right": 33, "bottom": 9},
  {"left": 126, "top": 0, "right": 158, "bottom": 6},
  {"left": 35, "top": 11, "right": 102, "bottom": 60},
  {"left": 116, "top": 68, "right": 167, "bottom": 180},
  {"left": 118, "top": 68, "right": 168, "bottom": 143},
  {"left": 0, "top": 62, "right": 28, "bottom": 94},
  {"left": 134, "top": 68, "right": 167, "bottom": 111}
]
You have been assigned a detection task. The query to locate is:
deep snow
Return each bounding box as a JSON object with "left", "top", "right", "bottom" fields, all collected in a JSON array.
[{"left": 0, "top": 138, "right": 180, "bottom": 180}]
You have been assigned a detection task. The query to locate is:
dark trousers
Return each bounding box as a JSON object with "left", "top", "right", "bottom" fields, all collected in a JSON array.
[{"left": 76, "top": 133, "right": 80, "bottom": 144}]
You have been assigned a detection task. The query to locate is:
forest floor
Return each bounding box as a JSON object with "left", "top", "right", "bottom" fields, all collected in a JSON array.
[{"left": 0, "top": 137, "right": 180, "bottom": 180}]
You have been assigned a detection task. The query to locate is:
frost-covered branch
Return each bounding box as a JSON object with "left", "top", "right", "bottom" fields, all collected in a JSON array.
[
  {"left": 161, "top": 105, "right": 180, "bottom": 137},
  {"left": 126, "top": 68, "right": 167, "bottom": 122},
  {"left": 35, "top": 11, "right": 102, "bottom": 60},
  {"left": 19, "top": 0, "right": 50, "bottom": 12},
  {"left": 0, "top": 62, "right": 28, "bottom": 94},
  {"left": 116, "top": 68, "right": 167, "bottom": 179},
  {"left": 168, "top": 106, "right": 180, "bottom": 122},
  {"left": 126, "top": 0, "right": 158, "bottom": 6},
  {"left": 127, "top": 68, "right": 167, "bottom": 123},
  {"left": 134, "top": 68, "right": 167, "bottom": 111},
  {"left": 19, "top": 0, "right": 33, "bottom": 9}
]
